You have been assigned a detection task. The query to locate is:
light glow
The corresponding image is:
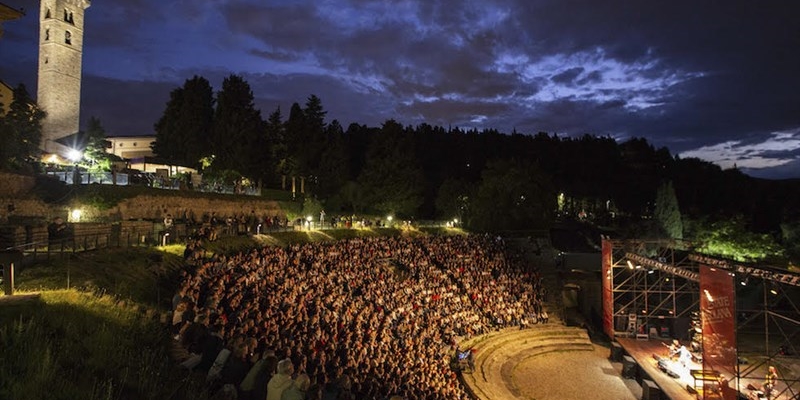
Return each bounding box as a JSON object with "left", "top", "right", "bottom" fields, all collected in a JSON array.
[
  {"left": 67, "top": 149, "right": 82, "bottom": 162},
  {"left": 70, "top": 209, "right": 82, "bottom": 222}
]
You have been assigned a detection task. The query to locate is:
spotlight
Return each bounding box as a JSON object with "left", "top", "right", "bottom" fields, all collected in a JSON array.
[
  {"left": 769, "top": 282, "right": 779, "bottom": 295},
  {"left": 627, "top": 260, "right": 634, "bottom": 270},
  {"left": 67, "top": 148, "right": 82, "bottom": 162},
  {"left": 647, "top": 270, "right": 655, "bottom": 275},
  {"left": 70, "top": 209, "right": 82, "bottom": 222}
]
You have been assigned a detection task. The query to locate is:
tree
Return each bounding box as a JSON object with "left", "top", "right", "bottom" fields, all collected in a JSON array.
[
  {"left": 152, "top": 75, "right": 214, "bottom": 168},
  {"left": 435, "top": 178, "right": 471, "bottom": 222},
  {"left": 689, "top": 216, "right": 784, "bottom": 262},
  {"left": 654, "top": 181, "right": 683, "bottom": 239},
  {"left": 82, "top": 117, "right": 117, "bottom": 172},
  {"left": 265, "top": 107, "right": 287, "bottom": 186},
  {"left": 470, "top": 159, "right": 555, "bottom": 232},
  {"left": 284, "top": 102, "right": 306, "bottom": 174},
  {"left": 0, "top": 84, "right": 45, "bottom": 171},
  {"left": 316, "top": 119, "right": 349, "bottom": 200},
  {"left": 211, "top": 74, "right": 266, "bottom": 182},
  {"left": 358, "top": 120, "right": 424, "bottom": 217}
]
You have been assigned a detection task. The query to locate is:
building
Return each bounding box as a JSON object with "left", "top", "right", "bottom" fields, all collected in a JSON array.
[
  {"left": 37, "top": 0, "right": 90, "bottom": 156},
  {"left": 0, "top": 80, "right": 12, "bottom": 115},
  {"left": 106, "top": 136, "right": 197, "bottom": 176},
  {"left": 106, "top": 136, "right": 156, "bottom": 160},
  {"left": 0, "top": 2, "right": 23, "bottom": 39},
  {"left": 1, "top": 2, "right": 23, "bottom": 115}
]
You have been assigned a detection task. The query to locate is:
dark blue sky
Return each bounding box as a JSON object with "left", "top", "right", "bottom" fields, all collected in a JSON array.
[{"left": 1, "top": 0, "right": 799, "bottom": 179}]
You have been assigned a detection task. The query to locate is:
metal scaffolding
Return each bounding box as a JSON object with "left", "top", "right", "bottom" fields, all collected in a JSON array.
[
  {"left": 606, "top": 239, "right": 800, "bottom": 399},
  {"left": 607, "top": 239, "right": 699, "bottom": 339}
]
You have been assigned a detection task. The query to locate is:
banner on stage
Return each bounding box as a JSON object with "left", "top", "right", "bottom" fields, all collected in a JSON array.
[
  {"left": 602, "top": 239, "right": 614, "bottom": 338},
  {"left": 700, "top": 265, "right": 737, "bottom": 400}
]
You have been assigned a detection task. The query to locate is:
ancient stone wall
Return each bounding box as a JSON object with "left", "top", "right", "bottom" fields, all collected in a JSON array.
[
  {"left": 2, "top": 192, "right": 286, "bottom": 224},
  {"left": 0, "top": 172, "right": 35, "bottom": 197},
  {"left": 112, "top": 195, "right": 285, "bottom": 222}
]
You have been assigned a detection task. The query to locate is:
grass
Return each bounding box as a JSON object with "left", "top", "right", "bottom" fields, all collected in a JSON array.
[
  {"left": 0, "top": 290, "right": 209, "bottom": 400},
  {"left": 14, "top": 247, "right": 185, "bottom": 309}
]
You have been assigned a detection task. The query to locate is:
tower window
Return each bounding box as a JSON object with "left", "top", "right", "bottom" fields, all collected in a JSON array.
[
  {"left": 45, "top": 28, "right": 50, "bottom": 41},
  {"left": 65, "top": 31, "right": 71, "bottom": 45},
  {"left": 45, "top": 8, "right": 51, "bottom": 18},
  {"left": 64, "top": 9, "right": 74, "bottom": 24}
]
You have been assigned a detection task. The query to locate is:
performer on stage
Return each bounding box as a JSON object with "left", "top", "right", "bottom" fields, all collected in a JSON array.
[
  {"left": 677, "top": 345, "right": 693, "bottom": 369},
  {"left": 763, "top": 365, "right": 778, "bottom": 399},
  {"left": 666, "top": 339, "right": 680, "bottom": 360}
]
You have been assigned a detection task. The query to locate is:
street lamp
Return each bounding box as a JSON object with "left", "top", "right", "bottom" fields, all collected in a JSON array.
[
  {"left": 67, "top": 149, "right": 82, "bottom": 162},
  {"left": 67, "top": 149, "right": 82, "bottom": 185},
  {"left": 306, "top": 215, "right": 313, "bottom": 230}
]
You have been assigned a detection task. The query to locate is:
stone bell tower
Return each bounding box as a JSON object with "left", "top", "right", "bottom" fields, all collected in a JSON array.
[{"left": 37, "top": 0, "right": 90, "bottom": 155}]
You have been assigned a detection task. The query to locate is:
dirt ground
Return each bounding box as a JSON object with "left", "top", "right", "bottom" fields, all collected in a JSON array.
[{"left": 509, "top": 345, "right": 641, "bottom": 400}]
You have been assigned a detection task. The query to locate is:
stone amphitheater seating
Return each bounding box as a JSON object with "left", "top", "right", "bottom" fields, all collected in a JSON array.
[{"left": 459, "top": 324, "right": 594, "bottom": 400}]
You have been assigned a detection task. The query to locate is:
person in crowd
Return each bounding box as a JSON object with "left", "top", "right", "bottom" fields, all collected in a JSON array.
[
  {"left": 281, "top": 373, "right": 310, "bottom": 400},
  {"left": 267, "top": 358, "right": 295, "bottom": 400},
  {"left": 175, "top": 234, "right": 548, "bottom": 400}
]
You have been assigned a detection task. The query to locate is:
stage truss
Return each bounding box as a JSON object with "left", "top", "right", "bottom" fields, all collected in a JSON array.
[{"left": 604, "top": 239, "right": 800, "bottom": 399}]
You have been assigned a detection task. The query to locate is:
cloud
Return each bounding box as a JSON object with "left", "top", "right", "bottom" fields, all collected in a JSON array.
[
  {"left": 679, "top": 129, "right": 800, "bottom": 170},
  {"left": 2, "top": 0, "right": 800, "bottom": 178}
]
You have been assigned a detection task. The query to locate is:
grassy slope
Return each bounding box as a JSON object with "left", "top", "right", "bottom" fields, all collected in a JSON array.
[
  {"left": 0, "top": 227, "right": 465, "bottom": 400},
  {"left": 0, "top": 248, "right": 209, "bottom": 400}
]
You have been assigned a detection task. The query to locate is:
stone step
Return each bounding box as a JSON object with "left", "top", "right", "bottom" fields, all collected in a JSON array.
[{"left": 462, "top": 339, "right": 595, "bottom": 400}]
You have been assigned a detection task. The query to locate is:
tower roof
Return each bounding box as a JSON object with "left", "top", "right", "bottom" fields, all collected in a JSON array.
[{"left": 0, "top": 2, "right": 23, "bottom": 22}]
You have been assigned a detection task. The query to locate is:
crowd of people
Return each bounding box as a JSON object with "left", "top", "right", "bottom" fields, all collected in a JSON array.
[{"left": 172, "top": 234, "right": 549, "bottom": 400}]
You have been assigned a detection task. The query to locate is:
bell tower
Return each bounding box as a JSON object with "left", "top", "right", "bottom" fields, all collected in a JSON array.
[{"left": 37, "top": 0, "right": 90, "bottom": 155}]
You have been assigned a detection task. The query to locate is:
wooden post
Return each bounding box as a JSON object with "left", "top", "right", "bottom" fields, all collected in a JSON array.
[{"left": 1, "top": 250, "right": 23, "bottom": 296}]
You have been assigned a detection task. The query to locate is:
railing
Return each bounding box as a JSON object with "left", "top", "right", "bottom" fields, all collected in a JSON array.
[
  {"left": 43, "top": 171, "right": 265, "bottom": 196},
  {"left": 46, "top": 171, "right": 130, "bottom": 185}
]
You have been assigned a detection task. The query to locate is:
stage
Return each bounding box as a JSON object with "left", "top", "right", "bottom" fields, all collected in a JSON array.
[
  {"left": 617, "top": 338, "right": 700, "bottom": 400},
  {"left": 616, "top": 338, "right": 787, "bottom": 400}
]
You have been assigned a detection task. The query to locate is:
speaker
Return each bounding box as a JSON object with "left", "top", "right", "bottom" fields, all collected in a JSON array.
[
  {"left": 622, "top": 355, "right": 637, "bottom": 379},
  {"left": 642, "top": 379, "right": 661, "bottom": 400}
]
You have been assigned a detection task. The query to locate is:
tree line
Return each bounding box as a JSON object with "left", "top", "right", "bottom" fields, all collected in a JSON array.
[{"left": 2, "top": 75, "right": 798, "bottom": 262}]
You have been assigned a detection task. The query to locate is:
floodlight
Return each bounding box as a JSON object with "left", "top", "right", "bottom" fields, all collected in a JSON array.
[{"left": 67, "top": 149, "right": 82, "bottom": 162}]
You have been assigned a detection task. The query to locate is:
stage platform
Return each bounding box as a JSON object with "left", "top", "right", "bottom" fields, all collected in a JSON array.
[
  {"left": 617, "top": 338, "right": 699, "bottom": 400},
  {"left": 616, "top": 338, "right": 788, "bottom": 400}
]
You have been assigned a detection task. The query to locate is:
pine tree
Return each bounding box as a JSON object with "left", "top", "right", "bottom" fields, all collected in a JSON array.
[
  {"left": 152, "top": 75, "right": 214, "bottom": 168},
  {"left": 655, "top": 181, "right": 683, "bottom": 239},
  {"left": 83, "top": 117, "right": 115, "bottom": 171},
  {"left": 0, "top": 84, "right": 45, "bottom": 170}
]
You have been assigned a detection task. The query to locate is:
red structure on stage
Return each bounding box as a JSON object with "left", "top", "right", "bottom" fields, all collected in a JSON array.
[{"left": 601, "top": 238, "right": 799, "bottom": 400}]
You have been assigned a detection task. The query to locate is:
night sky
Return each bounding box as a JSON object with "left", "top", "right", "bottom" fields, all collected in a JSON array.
[{"left": 1, "top": 0, "right": 799, "bottom": 179}]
